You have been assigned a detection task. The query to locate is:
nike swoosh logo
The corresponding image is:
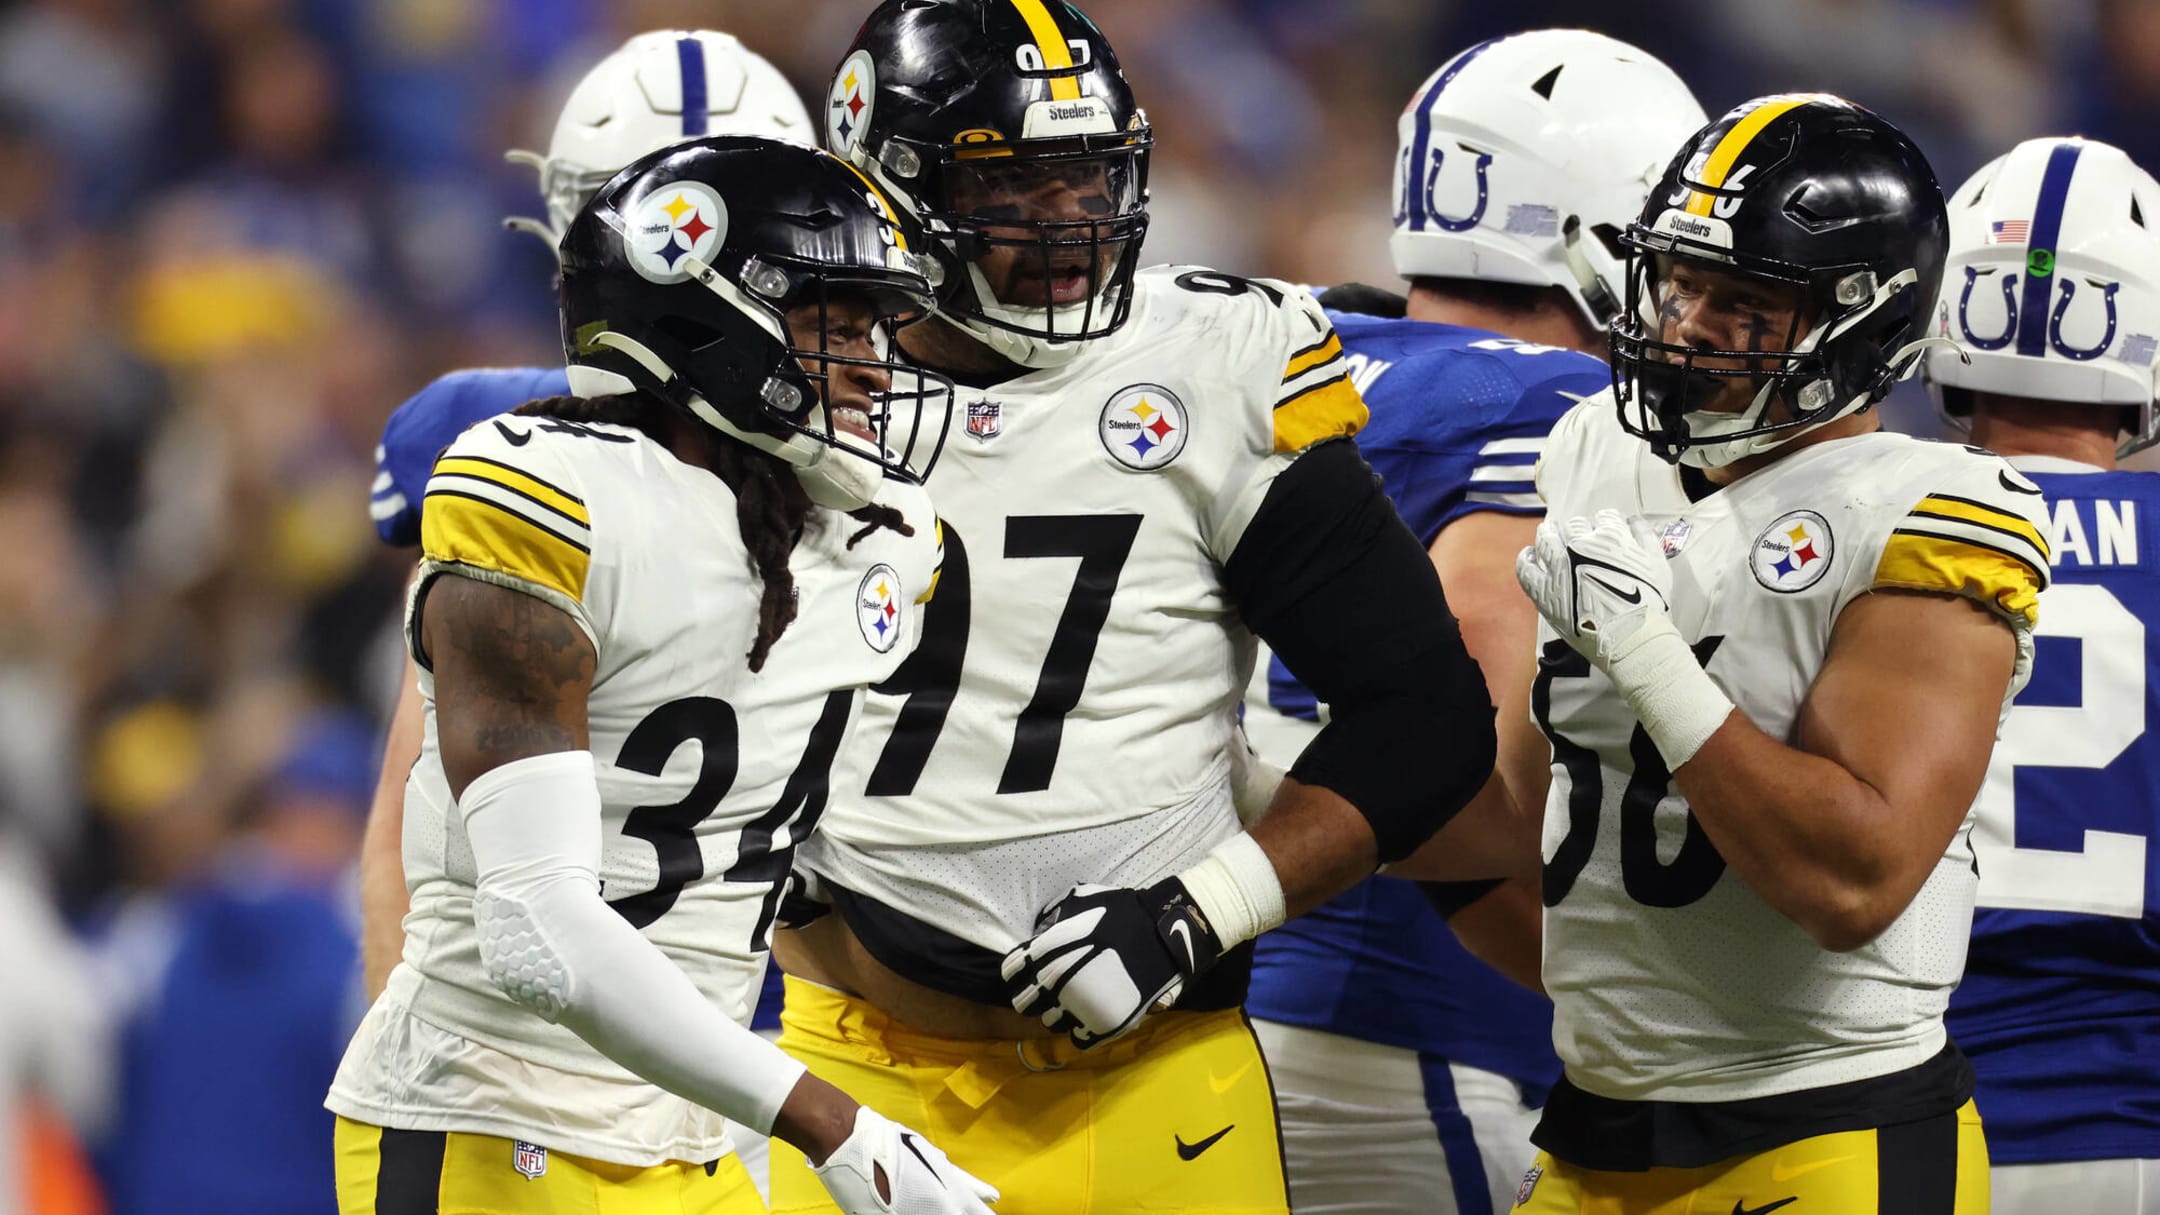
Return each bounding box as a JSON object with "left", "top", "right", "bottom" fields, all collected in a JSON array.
[
  {"left": 493, "top": 419, "right": 532, "bottom": 446},
  {"left": 1733, "top": 1199, "right": 1798, "bottom": 1215},
  {"left": 1208, "top": 1061, "right": 1255, "bottom": 1095},
  {"left": 1175, "top": 1125, "right": 1234, "bottom": 1161},
  {"left": 1999, "top": 469, "right": 2043, "bottom": 495},
  {"left": 1583, "top": 574, "right": 1643, "bottom": 604},
  {"left": 1166, "top": 919, "right": 1196, "bottom": 970},
  {"left": 1769, "top": 1154, "right": 1855, "bottom": 1183}
]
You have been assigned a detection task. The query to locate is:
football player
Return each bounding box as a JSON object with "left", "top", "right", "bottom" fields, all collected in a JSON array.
[
  {"left": 765, "top": 1, "right": 1498, "bottom": 1212},
  {"left": 1239, "top": 31, "right": 1705, "bottom": 1215},
  {"left": 1926, "top": 135, "right": 2160, "bottom": 1214},
  {"left": 327, "top": 137, "right": 993, "bottom": 1215},
  {"left": 362, "top": 29, "right": 813, "bottom": 1000},
  {"left": 1510, "top": 95, "right": 2047, "bottom": 1212}
]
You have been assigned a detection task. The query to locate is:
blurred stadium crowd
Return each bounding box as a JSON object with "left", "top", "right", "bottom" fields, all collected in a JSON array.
[{"left": 0, "top": 0, "right": 2154, "bottom": 1210}]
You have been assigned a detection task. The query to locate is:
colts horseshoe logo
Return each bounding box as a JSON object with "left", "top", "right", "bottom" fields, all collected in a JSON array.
[{"left": 1958, "top": 267, "right": 2123, "bottom": 360}]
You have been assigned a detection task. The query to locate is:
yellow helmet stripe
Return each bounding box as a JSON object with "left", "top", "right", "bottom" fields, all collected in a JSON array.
[
  {"left": 1006, "top": 0, "right": 1083, "bottom": 101},
  {"left": 1685, "top": 96, "right": 1811, "bottom": 216},
  {"left": 836, "top": 159, "right": 910, "bottom": 251}
]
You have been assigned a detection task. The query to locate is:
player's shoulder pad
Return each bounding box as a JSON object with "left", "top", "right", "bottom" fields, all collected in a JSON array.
[
  {"left": 374, "top": 366, "right": 571, "bottom": 547},
  {"left": 1134, "top": 265, "right": 1368, "bottom": 454},
  {"left": 1532, "top": 384, "right": 1617, "bottom": 506},
  {"left": 1872, "top": 441, "right": 2052, "bottom": 629},
  {"left": 419, "top": 415, "right": 598, "bottom": 610}
]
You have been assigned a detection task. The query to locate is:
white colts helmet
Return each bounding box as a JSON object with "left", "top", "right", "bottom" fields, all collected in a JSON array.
[
  {"left": 506, "top": 30, "right": 814, "bottom": 250},
  {"left": 1926, "top": 135, "right": 2160, "bottom": 455},
  {"left": 1391, "top": 30, "right": 1707, "bottom": 331}
]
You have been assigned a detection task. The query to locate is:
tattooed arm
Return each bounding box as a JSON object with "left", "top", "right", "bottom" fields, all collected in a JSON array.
[
  {"left": 419, "top": 573, "right": 594, "bottom": 799},
  {"left": 411, "top": 572, "right": 977, "bottom": 1191}
]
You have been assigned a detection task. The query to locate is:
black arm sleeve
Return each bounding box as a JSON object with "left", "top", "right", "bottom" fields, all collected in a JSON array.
[{"left": 1224, "top": 439, "right": 1497, "bottom": 862}]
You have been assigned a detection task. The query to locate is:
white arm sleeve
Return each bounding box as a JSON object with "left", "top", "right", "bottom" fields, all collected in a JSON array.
[{"left": 459, "top": 750, "right": 808, "bottom": 1136}]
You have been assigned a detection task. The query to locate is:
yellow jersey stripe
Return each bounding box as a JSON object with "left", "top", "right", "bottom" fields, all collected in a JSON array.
[
  {"left": 1007, "top": 0, "right": 1082, "bottom": 101},
  {"left": 1686, "top": 96, "right": 1809, "bottom": 216},
  {"left": 1282, "top": 333, "right": 1343, "bottom": 381},
  {"left": 837, "top": 161, "right": 909, "bottom": 251},
  {"left": 432, "top": 456, "right": 589, "bottom": 526},
  {"left": 423, "top": 491, "right": 592, "bottom": 604},
  {"left": 1274, "top": 376, "right": 1368, "bottom": 454},
  {"left": 1874, "top": 530, "right": 2043, "bottom": 628},
  {"left": 1912, "top": 494, "right": 2050, "bottom": 557}
]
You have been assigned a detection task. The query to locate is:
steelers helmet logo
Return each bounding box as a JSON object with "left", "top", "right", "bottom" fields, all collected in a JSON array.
[
  {"left": 625, "top": 181, "right": 727, "bottom": 285},
  {"left": 857, "top": 562, "right": 905, "bottom": 653},
  {"left": 1100, "top": 384, "right": 1188, "bottom": 471},
  {"left": 828, "top": 51, "right": 876, "bottom": 156},
  {"left": 1751, "top": 510, "right": 1835, "bottom": 592}
]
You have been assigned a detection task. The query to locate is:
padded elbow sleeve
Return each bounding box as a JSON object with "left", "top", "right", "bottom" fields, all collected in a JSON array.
[
  {"left": 1225, "top": 441, "right": 1498, "bottom": 862},
  {"left": 457, "top": 750, "right": 808, "bottom": 1134}
]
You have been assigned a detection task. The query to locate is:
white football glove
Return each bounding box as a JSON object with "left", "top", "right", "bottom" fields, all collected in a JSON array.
[
  {"left": 1515, "top": 510, "right": 1674, "bottom": 663},
  {"left": 813, "top": 1106, "right": 999, "bottom": 1215},
  {"left": 1516, "top": 510, "right": 1734, "bottom": 769}
]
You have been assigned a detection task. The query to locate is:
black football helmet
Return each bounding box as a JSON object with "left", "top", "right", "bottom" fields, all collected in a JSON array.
[
  {"left": 559, "top": 135, "right": 953, "bottom": 502},
  {"left": 1609, "top": 94, "right": 1950, "bottom": 467},
  {"left": 823, "top": 0, "right": 1151, "bottom": 367}
]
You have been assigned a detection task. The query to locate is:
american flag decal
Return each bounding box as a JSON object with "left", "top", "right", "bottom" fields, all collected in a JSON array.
[{"left": 1990, "top": 219, "right": 2031, "bottom": 244}]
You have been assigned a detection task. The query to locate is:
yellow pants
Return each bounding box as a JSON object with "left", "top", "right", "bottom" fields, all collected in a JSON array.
[
  {"left": 334, "top": 1117, "right": 764, "bottom": 1214},
  {"left": 769, "top": 976, "right": 1288, "bottom": 1215},
  {"left": 1514, "top": 1100, "right": 1989, "bottom": 1214}
]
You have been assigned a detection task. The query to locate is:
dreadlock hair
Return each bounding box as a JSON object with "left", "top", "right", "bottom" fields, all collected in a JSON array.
[{"left": 514, "top": 392, "right": 914, "bottom": 672}]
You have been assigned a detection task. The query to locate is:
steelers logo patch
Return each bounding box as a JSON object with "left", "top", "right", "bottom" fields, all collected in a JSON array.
[
  {"left": 1751, "top": 510, "right": 1834, "bottom": 593},
  {"left": 624, "top": 180, "right": 726, "bottom": 285},
  {"left": 828, "top": 50, "right": 876, "bottom": 156},
  {"left": 1100, "top": 384, "right": 1188, "bottom": 471},
  {"left": 857, "top": 562, "right": 905, "bottom": 652}
]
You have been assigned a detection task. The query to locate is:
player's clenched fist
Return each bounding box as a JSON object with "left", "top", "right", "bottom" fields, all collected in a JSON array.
[
  {"left": 1515, "top": 509, "right": 1674, "bottom": 662},
  {"left": 1000, "top": 880, "right": 1225, "bottom": 1047}
]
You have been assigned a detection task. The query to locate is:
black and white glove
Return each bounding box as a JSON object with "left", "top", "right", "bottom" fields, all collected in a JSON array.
[
  {"left": 812, "top": 1106, "right": 999, "bottom": 1215},
  {"left": 999, "top": 879, "right": 1225, "bottom": 1048},
  {"left": 1517, "top": 510, "right": 1734, "bottom": 769}
]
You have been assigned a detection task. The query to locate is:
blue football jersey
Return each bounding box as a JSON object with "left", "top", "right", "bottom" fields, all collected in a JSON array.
[
  {"left": 370, "top": 366, "right": 572, "bottom": 546},
  {"left": 1948, "top": 460, "right": 2160, "bottom": 1164},
  {"left": 1246, "top": 311, "right": 1606, "bottom": 1090}
]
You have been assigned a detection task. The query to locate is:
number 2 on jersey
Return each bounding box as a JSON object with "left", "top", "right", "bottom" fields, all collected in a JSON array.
[
  {"left": 1974, "top": 582, "right": 2148, "bottom": 918},
  {"left": 866, "top": 515, "right": 1141, "bottom": 796}
]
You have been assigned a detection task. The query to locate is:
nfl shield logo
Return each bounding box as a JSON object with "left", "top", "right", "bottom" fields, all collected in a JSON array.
[
  {"left": 965, "top": 399, "right": 1001, "bottom": 441},
  {"left": 1514, "top": 1163, "right": 1543, "bottom": 1206},
  {"left": 512, "top": 1140, "right": 548, "bottom": 1180}
]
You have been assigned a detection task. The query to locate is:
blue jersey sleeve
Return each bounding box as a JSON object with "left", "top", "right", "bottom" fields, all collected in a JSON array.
[
  {"left": 370, "top": 366, "right": 573, "bottom": 547},
  {"left": 1349, "top": 331, "right": 1607, "bottom": 545}
]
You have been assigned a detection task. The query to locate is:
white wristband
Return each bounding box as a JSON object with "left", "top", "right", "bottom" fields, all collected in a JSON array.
[
  {"left": 1176, "top": 832, "right": 1287, "bottom": 951},
  {"left": 1599, "top": 617, "right": 1736, "bottom": 771},
  {"left": 461, "top": 751, "right": 808, "bottom": 1135}
]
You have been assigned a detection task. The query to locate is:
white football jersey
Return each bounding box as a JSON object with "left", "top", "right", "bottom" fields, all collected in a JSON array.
[
  {"left": 801, "top": 265, "right": 1368, "bottom": 958},
  {"left": 327, "top": 414, "right": 940, "bottom": 1166},
  {"left": 1534, "top": 392, "right": 2049, "bottom": 1103}
]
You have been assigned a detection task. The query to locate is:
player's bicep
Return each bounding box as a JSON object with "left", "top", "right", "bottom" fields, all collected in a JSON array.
[
  {"left": 1798, "top": 589, "right": 2020, "bottom": 834},
  {"left": 419, "top": 573, "right": 595, "bottom": 799}
]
